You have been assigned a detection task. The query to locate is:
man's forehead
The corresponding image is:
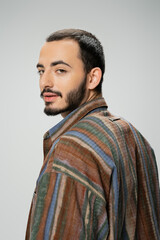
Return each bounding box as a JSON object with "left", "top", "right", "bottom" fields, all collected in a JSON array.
[
  {"left": 38, "top": 39, "right": 81, "bottom": 65},
  {"left": 40, "top": 39, "right": 80, "bottom": 55},
  {"left": 37, "top": 39, "right": 83, "bottom": 67}
]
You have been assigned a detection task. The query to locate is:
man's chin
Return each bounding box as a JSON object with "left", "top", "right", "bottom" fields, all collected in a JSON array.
[
  {"left": 44, "top": 105, "right": 70, "bottom": 116},
  {"left": 44, "top": 107, "right": 62, "bottom": 116}
]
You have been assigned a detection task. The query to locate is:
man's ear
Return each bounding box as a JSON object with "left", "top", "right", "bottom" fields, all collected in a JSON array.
[{"left": 87, "top": 67, "right": 102, "bottom": 90}]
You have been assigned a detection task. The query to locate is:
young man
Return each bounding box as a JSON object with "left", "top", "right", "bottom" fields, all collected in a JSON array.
[{"left": 26, "top": 29, "right": 160, "bottom": 240}]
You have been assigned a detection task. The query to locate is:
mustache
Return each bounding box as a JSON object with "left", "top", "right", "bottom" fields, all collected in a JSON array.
[{"left": 40, "top": 88, "right": 62, "bottom": 98}]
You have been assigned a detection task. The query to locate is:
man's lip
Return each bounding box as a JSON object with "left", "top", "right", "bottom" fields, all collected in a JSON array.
[
  {"left": 43, "top": 92, "right": 58, "bottom": 97},
  {"left": 43, "top": 92, "right": 59, "bottom": 103}
]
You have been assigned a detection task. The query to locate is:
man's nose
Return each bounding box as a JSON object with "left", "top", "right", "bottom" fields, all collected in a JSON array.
[{"left": 40, "top": 71, "right": 54, "bottom": 89}]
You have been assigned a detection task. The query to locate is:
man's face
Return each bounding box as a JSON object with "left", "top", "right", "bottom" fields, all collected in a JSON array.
[{"left": 37, "top": 39, "right": 88, "bottom": 117}]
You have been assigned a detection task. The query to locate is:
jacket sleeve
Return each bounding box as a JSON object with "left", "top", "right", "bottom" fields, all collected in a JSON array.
[
  {"left": 25, "top": 137, "right": 110, "bottom": 240},
  {"left": 26, "top": 171, "right": 109, "bottom": 240}
]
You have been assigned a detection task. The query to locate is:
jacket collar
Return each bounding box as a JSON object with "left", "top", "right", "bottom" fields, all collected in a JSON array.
[{"left": 44, "top": 97, "right": 108, "bottom": 142}]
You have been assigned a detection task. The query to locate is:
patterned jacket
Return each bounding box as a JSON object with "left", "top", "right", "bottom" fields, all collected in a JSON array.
[{"left": 26, "top": 97, "right": 160, "bottom": 240}]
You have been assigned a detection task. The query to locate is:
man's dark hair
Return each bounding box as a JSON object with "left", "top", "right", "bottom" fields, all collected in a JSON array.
[{"left": 46, "top": 29, "right": 105, "bottom": 93}]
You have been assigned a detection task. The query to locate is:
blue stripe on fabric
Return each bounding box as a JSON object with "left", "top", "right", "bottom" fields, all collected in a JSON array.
[
  {"left": 36, "top": 139, "right": 60, "bottom": 185},
  {"left": 121, "top": 218, "right": 130, "bottom": 240},
  {"left": 48, "top": 112, "right": 73, "bottom": 137},
  {"left": 47, "top": 105, "right": 107, "bottom": 138},
  {"left": 86, "top": 116, "right": 128, "bottom": 190},
  {"left": 79, "top": 116, "right": 129, "bottom": 217},
  {"left": 65, "top": 130, "right": 119, "bottom": 221},
  {"left": 47, "top": 104, "right": 82, "bottom": 138},
  {"left": 44, "top": 173, "right": 62, "bottom": 240},
  {"left": 97, "top": 222, "right": 108, "bottom": 240},
  {"left": 65, "top": 130, "right": 114, "bottom": 168},
  {"left": 128, "top": 123, "right": 160, "bottom": 238}
]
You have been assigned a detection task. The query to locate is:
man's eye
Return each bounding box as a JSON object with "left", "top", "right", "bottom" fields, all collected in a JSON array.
[
  {"left": 38, "top": 70, "right": 44, "bottom": 75},
  {"left": 56, "top": 69, "right": 67, "bottom": 74}
]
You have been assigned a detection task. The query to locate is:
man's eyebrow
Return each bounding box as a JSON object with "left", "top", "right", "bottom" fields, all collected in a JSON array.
[
  {"left": 36, "top": 61, "right": 71, "bottom": 69},
  {"left": 36, "top": 63, "right": 44, "bottom": 68},
  {"left": 50, "top": 60, "right": 71, "bottom": 68}
]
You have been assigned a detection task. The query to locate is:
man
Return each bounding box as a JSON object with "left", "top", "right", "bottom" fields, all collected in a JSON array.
[{"left": 26, "top": 29, "right": 160, "bottom": 240}]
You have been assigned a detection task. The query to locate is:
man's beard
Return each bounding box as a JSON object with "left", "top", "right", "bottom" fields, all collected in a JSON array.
[{"left": 42, "top": 76, "right": 87, "bottom": 116}]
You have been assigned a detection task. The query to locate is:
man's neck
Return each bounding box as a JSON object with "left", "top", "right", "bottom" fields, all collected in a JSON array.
[{"left": 61, "top": 91, "right": 102, "bottom": 118}]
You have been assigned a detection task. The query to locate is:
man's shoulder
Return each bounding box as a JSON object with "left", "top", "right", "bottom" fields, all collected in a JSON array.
[
  {"left": 70, "top": 110, "right": 133, "bottom": 137},
  {"left": 55, "top": 110, "right": 138, "bottom": 158},
  {"left": 62, "top": 110, "right": 153, "bottom": 155}
]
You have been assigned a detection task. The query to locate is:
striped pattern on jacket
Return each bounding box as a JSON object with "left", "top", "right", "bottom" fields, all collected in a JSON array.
[{"left": 26, "top": 97, "right": 160, "bottom": 240}]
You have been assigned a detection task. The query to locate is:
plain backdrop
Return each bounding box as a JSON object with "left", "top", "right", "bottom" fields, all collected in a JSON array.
[{"left": 0, "top": 0, "right": 160, "bottom": 239}]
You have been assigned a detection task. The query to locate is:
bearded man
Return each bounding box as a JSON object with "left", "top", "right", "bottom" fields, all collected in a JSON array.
[{"left": 26, "top": 29, "right": 160, "bottom": 240}]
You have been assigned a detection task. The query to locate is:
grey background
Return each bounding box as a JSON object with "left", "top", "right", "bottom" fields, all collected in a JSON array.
[{"left": 0, "top": 0, "right": 159, "bottom": 239}]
